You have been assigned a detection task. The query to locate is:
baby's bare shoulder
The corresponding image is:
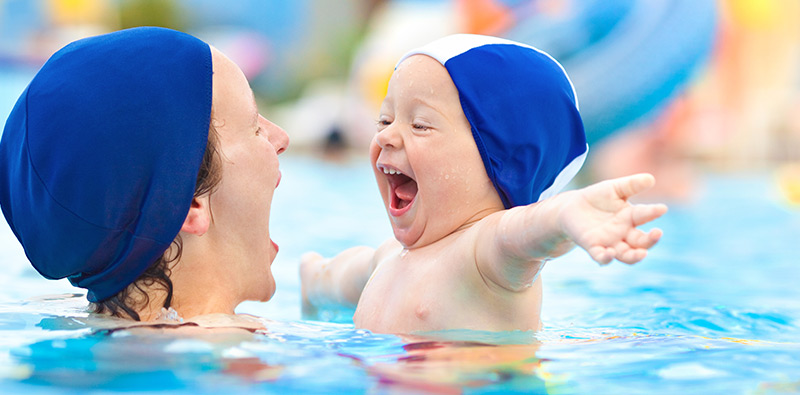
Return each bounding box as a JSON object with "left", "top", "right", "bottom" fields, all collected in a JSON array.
[{"left": 374, "top": 238, "right": 404, "bottom": 261}]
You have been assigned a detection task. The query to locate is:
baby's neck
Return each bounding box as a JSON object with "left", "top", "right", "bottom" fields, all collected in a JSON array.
[{"left": 453, "top": 206, "right": 503, "bottom": 233}]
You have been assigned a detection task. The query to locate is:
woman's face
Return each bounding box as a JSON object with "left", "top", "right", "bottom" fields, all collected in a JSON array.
[{"left": 208, "top": 48, "right": 289, "bottom": 302}]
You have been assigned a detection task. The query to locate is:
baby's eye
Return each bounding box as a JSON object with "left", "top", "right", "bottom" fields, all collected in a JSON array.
[
  {"left": 255, "top": 127, "right": 263, "bottom": 136},
  {"left": 376, "top": 118, "right": 392, "bottom": 131},
  {"left": 412, "top": 123, "right": 430, "bottom": 132}
]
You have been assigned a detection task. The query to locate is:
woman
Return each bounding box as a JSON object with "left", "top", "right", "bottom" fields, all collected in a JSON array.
[{"left": 0, "top": 27, "right": 289, "bottom": 323}]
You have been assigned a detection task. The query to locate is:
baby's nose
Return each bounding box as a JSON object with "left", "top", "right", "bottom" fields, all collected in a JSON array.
[{"left": 375, "top": 124, "right": 402, "bottom": 150}]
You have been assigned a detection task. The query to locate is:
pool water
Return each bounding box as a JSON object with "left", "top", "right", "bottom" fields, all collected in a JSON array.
[{"left": 0, "top": 152, "right": 798, "bottom": 394}]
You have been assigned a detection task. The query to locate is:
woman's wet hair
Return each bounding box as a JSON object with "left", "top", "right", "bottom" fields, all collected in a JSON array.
[{"left": 90, "top": 124, "right": 223, "bottom": 320}]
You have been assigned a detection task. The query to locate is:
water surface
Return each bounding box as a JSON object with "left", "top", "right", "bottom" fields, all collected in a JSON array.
[{"left": 0, "top": 153, "right": 798, "bottom": 394}]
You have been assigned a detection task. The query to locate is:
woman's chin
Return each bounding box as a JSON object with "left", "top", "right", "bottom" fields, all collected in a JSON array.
[
  {"left": 242, "top": 267, "right": 276, "bottom": 303},
  {"left": 262, "top": 277, "right": 277, "bottom": 301},
  {"left": 248, "top": 286, "right": 275, "bottom": 303}
]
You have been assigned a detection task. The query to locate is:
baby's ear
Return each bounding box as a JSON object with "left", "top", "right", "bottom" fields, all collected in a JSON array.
[{"left": 180, "top": 196, "right": 211, "bottom": 236}]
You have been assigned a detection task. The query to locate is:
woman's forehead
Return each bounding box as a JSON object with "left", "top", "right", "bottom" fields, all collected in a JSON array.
[{"left": 211, "top": 49, "right": 258, "bottom": 118}]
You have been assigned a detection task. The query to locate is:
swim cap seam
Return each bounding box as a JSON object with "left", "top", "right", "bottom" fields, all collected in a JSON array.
[
  {"left": 22, "top": 84, "right": 130, "bottom": 233},
  {"left": 23, "top": 87, "right": 174, "bottom": 243}
]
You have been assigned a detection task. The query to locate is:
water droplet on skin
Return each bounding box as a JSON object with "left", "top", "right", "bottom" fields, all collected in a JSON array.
[
  {"left": 400, "top": 249, "right": 409, "bottom": 258},
  {"left": 444, "top": 174, "right": 450, "bottom": 180}
]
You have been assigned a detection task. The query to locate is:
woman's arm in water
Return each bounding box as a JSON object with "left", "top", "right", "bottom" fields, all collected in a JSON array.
[
  {"left": 300, "top": 238, "right": 401, "bottom": 313},
  {"left": 475, "top": 173, "right": 667, "bottom": 292}
]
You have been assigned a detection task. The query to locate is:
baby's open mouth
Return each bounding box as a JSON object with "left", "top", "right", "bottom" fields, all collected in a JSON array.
[{"left": 384, "top": 169, "right": 418, "bottom": 211}]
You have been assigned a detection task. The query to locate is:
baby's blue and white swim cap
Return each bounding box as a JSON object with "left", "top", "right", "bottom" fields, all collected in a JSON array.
[{"left": 397, "top": 34, "right": 588, "bottom": 208}]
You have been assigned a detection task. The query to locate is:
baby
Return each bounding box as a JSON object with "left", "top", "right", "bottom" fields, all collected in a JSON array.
[{"left": 301, "top": 34, "right": 667, "bottom": 334}]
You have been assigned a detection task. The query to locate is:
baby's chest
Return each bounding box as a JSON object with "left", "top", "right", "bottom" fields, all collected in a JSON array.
[{"left": 354, "top": 256, "right": 485, "bottom": 332}]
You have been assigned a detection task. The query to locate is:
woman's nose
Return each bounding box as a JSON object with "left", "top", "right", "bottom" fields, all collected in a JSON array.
[
  {"left": 271, "top": 126, "right": 289, "bottom": 155},
  {"left": 375, "top": 123, "right": 402, "bottom": 150},
  {"left": 261, "top": 115, "right": 290, "bottom": 154}
]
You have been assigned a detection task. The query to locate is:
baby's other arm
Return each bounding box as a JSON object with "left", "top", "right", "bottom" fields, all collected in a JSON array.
[
  {"left": 300, "top": 238, "right": 401, "bottom": 312},
  {"left": 476, "top": 173, "right": 668, "bottom": 291}
]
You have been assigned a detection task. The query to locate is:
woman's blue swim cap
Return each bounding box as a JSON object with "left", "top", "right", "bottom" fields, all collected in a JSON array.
[
  {"left": 397, "top": 34, "right": 588, "bottom": 208},
  {"left": 0, "top": 27, "right": 212, "bottom": 302}
]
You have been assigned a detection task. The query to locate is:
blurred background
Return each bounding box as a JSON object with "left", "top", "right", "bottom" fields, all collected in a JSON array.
[
  {"left": 1, "top": 0, "right": 799, "bottom": 205},
  {"left": 2, "top": 5, "right": 799, "bottom": 391}
]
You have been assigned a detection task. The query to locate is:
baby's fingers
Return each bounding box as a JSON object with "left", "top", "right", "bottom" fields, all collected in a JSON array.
[
  {"left": 617, "top": 248, "right": 648, "bottom": 265},
  {"left": 611, "top": 241, "right": 647, "bottom": 265},
  {"left": 300, "top": 252, "right": 326, "bottom": 280},
  {"left": 588, "top": 245, "right": 615, "bottom": 265},
  {"left": 626, "top": 227, "right": 663, "bottom": 250},
  {"left": 632, "top": 203, "right": 668, "bottom": 226},
  {"left": 612, "top": 173, "right": 656, "bottom": 200},
  {"left": 300, "top": 251, "right": 324, "bottom": 265}
]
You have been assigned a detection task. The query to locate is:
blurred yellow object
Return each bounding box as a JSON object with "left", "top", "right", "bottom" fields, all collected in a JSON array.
[
  {"left": 46, "top": 0, "right": 111, "bottom": 25},
  {"left": 359, "top": 57, "right": 394, "bottom": 114},
  {"left": 729, "top": 0, "right": 779, "bottom": 29},
  {"left": 777, "top": 163, "right": 800, "bottom": 205}
]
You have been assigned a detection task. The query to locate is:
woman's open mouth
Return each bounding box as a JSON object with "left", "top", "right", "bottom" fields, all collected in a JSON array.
[{"left": 381, "top": 166, "right": 418, "bottom": 216}]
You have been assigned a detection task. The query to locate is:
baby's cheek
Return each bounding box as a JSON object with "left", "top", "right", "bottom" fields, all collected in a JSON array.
[
  {"left": 368, "top": 137, "right": 381, "bottom": 161},
  {"left": 428, "top": 172, "right": 470, "bottom": 212},
  {"left": 440, "top": 166, "right": 475, "bottom": 191}
]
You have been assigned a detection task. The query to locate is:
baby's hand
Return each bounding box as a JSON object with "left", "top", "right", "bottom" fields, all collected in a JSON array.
[
  {"left": 300, "top": 251, "right": 325, "bottom": 283},
  {"left": 298, "top": 246, "right": 379, "bottom": 317},
  {"left": 558, "top": 173, "right": 667, "bottom": 265},
  {"left": 300, "top": 251, "right": 326, "bottom": 318}
]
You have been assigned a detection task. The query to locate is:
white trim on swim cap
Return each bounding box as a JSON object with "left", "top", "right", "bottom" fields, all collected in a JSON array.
[
  {"left": 396, "top": 34, "right": 580, "bottom": 110},
  {"left": 536, "top": 144, "right": 589, "bottom": 202}
]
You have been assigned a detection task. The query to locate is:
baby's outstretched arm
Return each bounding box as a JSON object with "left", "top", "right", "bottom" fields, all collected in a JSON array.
[
  {"left": 476, "top": 173, "right": 667, "bottom": 291},
  {"left": 300, "top": 238, "right": 401, "bottom": 313}
]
